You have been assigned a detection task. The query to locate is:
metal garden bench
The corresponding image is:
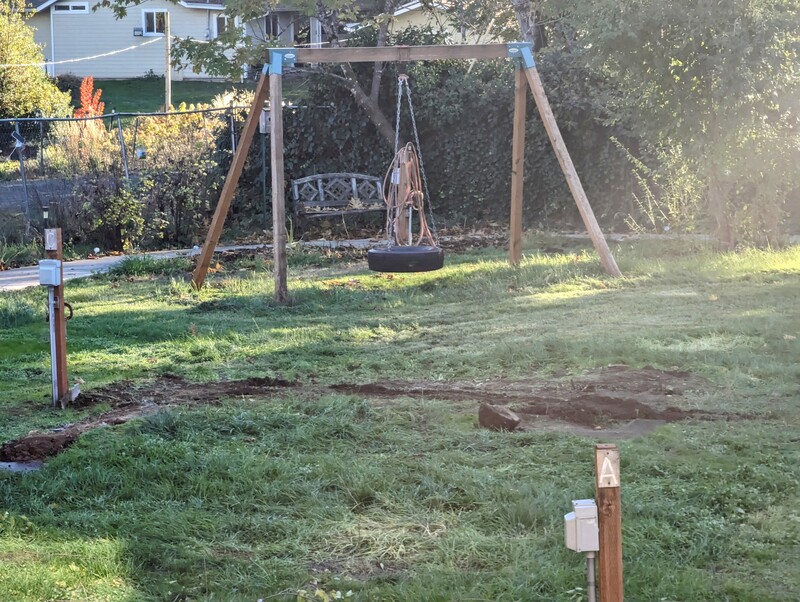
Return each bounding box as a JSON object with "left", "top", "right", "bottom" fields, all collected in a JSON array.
[{"left": 291, "top": 173, "right": 384, "bottom": 235}]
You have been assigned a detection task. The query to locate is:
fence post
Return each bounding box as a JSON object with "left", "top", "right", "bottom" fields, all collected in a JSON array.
[
  {"left": 229, "top": 104, "right": 237, "bottom": 154},
  {"left": 261, "top": 130, "right": 268, "bottom": 229},
  {"left": 38, "top": 118, "right": 45, "bottom": 175},
  {"left": 14, "top": 121, "right": 32, "bottom": 241},
  {"left": 116, "top": 114, "right": 130, "bottom": 180}
]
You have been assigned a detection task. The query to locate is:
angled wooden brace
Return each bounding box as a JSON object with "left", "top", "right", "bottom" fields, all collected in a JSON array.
[
  {"left": 507, "top": 43, "right": 621, "bottom": 277},
  {"left": 192, "top": 61, "right": 272, "bottom": 290}
]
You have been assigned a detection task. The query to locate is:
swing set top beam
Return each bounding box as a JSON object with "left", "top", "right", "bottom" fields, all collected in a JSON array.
[{"left": 271, "top": 44, "right": 512, "bottom": 65}]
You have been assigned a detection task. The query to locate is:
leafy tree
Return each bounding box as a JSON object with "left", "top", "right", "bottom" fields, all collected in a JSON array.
[
  {"left": 546, "top": 0, "right": 800, "bottom": 247},
  {"left": 97, "top": 0, "right": 404, "bottom": 145},
  {"left": 0, "top": 0, "right": 71, "bottom": 118}
]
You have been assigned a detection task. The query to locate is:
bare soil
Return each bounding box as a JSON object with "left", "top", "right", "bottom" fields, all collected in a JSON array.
[{"left": 1, "top": 366, "right": 742, "bottom": 463}]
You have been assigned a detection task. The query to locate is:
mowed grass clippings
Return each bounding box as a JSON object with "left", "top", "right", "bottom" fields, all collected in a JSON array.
[{"left": 0, "top": 238, "right": 798, "bottom": 601}]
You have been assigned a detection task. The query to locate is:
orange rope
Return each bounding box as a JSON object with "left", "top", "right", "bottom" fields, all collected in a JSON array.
[{"left": 382, "top": 142, "right": 436, "bottom": 246}]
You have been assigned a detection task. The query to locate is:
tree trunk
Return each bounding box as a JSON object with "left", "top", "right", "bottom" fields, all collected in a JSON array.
[
  {"left": 512, "top": 0, "right": 547, "bottom": 50},
  {"left": 708, "top": 171, "right": 736, "bottom": 250},
  {"left": 342, "top": 62, "right": 396, "bottom": 144}
]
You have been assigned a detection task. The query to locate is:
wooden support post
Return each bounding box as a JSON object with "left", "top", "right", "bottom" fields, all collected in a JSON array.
[
  {"left": 523, "top": 66, "right": 622, "bottom": 277},
  {"left": 192, "top": 71, "right": 270, "bottom": 289},
  {"left": 509, "top": 66, "right": 526, "bottom": 266},
  {"left": 270, "top": 71, "right": 289, "bottom": 304},
  {"left": 595, "top": 444, "right": 623, "bottom": 602},
  {"left": 45, "top": 228, "right": 69, "bottom": 407}
]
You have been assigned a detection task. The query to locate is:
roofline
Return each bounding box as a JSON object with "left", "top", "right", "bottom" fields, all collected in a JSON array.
[
  {"left": 28, "top": 0, "right": 225, "bottom": 12},
  {"left": 26, "top": 0, "right": 59, "bottom": 12},
  {"left": 178, "top": 1, "right": 225, "bottom": 10},
  {"left": 393, "top": 1, "right": 446, "bottom": 17}
]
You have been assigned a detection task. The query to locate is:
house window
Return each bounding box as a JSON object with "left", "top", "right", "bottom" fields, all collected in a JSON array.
[
  {"left": 215, "top": 15, "right": 229, "bottom": 37},
  {"left": 143, "top": 10, "right": 167, "bottom": 36},
  {"left": 265, "top": 13, "right": 281, "bottom": 38},
  {"left": 53, "top": 2, "right": 88, "bottom": 14}
]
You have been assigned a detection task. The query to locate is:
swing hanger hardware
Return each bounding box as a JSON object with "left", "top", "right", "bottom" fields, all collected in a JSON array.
[
  {"left": 267, "top": 48, "right": 297, "bottom": 75},
  {"left": 506, "top": 42, "right": 535, "bottom": 69}
]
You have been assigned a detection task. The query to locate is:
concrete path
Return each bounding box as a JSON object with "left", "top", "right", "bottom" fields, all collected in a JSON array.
[{"left": 0, "top": 239, "right": 378, "bottom": 293}]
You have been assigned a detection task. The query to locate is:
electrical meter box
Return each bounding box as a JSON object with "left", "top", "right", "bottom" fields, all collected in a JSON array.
[
  {"left": 564, "top": 499, "right": 599, "bottom": 552},
  {"left": 39, "top": 259, "right": 62, "bottom": 287}
]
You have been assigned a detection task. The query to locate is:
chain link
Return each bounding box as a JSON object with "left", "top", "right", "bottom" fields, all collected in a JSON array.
[{"left": 394, "top": 78, "right": 402, "bottom": 158}]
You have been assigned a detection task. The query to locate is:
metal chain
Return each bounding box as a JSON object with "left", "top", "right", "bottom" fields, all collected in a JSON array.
[
  {"left": 404, "top": 83, "right": 438, "bottom": 238},
  {"left": 394, "top": 78, "right": 403, "bottom": 158}
]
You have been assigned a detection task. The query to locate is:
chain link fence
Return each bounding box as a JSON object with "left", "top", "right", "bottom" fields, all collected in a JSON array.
[{"left": 0, "top": 106, "right": 249, "bottom": 247}]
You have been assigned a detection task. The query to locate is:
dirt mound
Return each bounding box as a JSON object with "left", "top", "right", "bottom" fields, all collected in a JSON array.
[
  {"left": 333, "top": 365, "right": 734, "bottom": 429},
  {"left": 0, "top": 433, "right": 77, "bottom": 462},
  {"left": 1, "top": 366, "right": 736, "bottom": 463}
]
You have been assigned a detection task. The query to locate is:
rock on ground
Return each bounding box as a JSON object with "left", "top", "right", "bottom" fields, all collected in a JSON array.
[{"left": 478, "top": 403, "right": 521, "bottom": 431}]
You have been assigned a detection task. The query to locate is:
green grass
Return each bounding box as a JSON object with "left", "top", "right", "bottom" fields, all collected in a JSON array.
[
  {"left": 0, "top": 237, "right": 798, "bottom": 601},
  {"left": 97, "top": 77, "right": 308, "bottom": 113}
]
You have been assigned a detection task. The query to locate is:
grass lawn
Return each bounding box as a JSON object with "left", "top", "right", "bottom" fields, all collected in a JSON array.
[
  {"left": 0, "top": 237, "right": 798, "bottom": 601},
  {"left": 97, "top": 77, "right": 308, "bottom": 113}
]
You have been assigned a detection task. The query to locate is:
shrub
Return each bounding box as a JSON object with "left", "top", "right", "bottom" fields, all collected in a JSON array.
[
  {"left": 54, "top": 74, "right": 83, "bottom": 107},
  {"left": 0, "top": 0, "right": 71, "bottom": 118}
]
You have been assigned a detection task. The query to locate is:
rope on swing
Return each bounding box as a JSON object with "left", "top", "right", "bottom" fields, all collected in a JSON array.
[{"left": 382, "top": 141, "right": 436, "bottom": 246}]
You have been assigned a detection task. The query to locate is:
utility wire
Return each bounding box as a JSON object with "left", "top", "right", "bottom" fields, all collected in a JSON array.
[{"left": 0, "top": 37, "right": 162, "bottom": 68}]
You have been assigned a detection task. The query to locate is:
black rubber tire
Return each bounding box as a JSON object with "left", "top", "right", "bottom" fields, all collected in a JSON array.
[{"left": 368, "top": 245, "right": 445, "bottom": 273}]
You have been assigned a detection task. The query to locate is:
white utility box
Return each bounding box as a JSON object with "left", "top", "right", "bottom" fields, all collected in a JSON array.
[
  {"left": 39, "top": 259, "right": 62, "bottom": 287},
  {"left": 564, "top": 499, "right": 599, "bottom": 552}
]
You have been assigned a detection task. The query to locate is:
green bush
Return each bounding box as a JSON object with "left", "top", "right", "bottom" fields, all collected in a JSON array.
[{"left": 0, "top": 1, "right": 71, "bottom": 118}]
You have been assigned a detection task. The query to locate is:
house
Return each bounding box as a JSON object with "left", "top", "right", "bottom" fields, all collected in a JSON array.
[
  {"left": 24, "top": 0, "right": 323, "bottom": 81},
  {"left": 389, "top": 1, "right": 503, "bottom": 45}
]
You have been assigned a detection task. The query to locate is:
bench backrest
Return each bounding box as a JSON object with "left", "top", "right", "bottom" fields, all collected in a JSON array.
[{"left": 291, "top": 173, "right": 383, "bottom": 210}]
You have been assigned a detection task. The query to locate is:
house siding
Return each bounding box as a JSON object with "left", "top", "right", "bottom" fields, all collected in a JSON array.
[
  {"left": 391, "top": 8, "right": 494, "bottom": 45},
  {"left": 27, "top": 11, "right": 52, "bottom": 75},
  {"left": 44, "top": 0, "right": 220, "bottom": 80}
]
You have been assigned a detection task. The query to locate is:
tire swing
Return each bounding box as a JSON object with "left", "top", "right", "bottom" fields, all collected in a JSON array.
[{"left": 368, "top": 75, "right": 444, "bottom": 273}]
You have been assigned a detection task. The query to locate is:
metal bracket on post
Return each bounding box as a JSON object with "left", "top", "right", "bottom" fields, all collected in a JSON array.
[
  {"left": 267, "top": 48, "right": 297, "bottom": 75},
  {"left": 507, "top": 42, "right": 535, "bottom": 69}
]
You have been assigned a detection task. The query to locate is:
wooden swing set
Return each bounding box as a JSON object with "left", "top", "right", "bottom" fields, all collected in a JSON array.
[{"left": 192, "top": 43, "right": 622, "bottom": 302}]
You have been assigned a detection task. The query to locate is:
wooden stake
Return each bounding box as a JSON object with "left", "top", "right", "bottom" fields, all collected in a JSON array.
[
  {"left": 44, "top": 228, "right": 69, "bottom": 406},
  {"left": 270, "top": 72, "right": 288, "bottom": 304},
  {"left": 509, "top": 66, "right": 526, "bottom": 266},
  {"left": 523, "top": 66, "right": 622, "bottom": 277},
  {"left": 595, "top": 444, "right": 623, "bottom": 602},
  {"left": 192, "top": 71, "right": 270, "bottom": 289}
]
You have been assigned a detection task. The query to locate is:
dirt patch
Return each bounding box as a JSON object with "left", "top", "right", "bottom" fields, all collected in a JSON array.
[
  {"left": 2, "top": 376, "right": 298, "bottom": 463},
  {"left": 1, "top": 366, "right": 739, "bottom": 463},
  {"left": 73, "top": 374, "right": 297, "bottom": 408},
  {"left": 332, "top": 365, "right": 738, "bottom": 429}
]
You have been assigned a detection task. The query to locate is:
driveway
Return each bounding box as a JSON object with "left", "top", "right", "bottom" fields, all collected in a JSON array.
[{"left": 0, "top": 240, "right": 377, "bottom": 293}]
